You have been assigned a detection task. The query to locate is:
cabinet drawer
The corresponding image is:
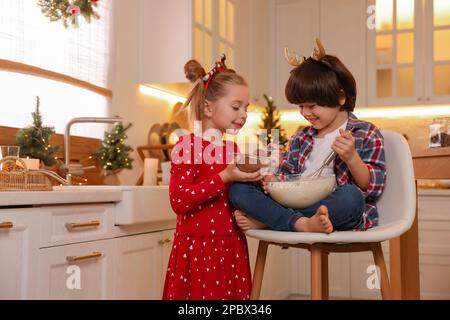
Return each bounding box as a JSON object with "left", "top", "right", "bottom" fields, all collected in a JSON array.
[
  {"left": 418, "top": 196, "right": 450, "bottom": 222},
  {"left": 38, "top": 238, "right": 114, "bottom": 299},
  {"left": 40, "top": 204, "right": 115, "bottom": 248},
  {"left": 418, "top": 195, "right": 450, "bottom": 255}
]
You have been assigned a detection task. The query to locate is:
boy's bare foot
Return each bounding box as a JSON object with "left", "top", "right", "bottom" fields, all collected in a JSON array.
[
  {"left": 294, "top": 205, "right": 333, "bottom": 234},
  {"left": 234, "top": 210, "right": 267, "bottom": 231}
]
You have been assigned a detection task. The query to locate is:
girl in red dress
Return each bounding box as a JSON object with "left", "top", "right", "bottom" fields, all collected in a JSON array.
[{"left": 162, "top": 56, "right": 261, "bottom": 300}]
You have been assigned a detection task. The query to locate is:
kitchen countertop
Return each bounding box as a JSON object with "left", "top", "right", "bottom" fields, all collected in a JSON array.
[{"left": 0, "top": 188, "right": 123, "bottom": 207}]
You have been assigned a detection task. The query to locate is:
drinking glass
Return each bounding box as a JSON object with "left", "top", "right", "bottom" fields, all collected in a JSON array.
[
  {"left": 0, "top": 145, "right": 20, "bottom": 159},
  {"left": 0, "top": 145, "right": 20, "bottom": 170}
]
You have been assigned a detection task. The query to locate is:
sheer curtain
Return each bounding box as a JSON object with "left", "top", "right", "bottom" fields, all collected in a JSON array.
[{"left": 0, "top": 0, "right": 113, "bottom": 138}]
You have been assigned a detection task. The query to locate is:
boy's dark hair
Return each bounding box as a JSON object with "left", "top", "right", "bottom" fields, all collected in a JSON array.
[{"left": 285, "top": 55, "right": 357, "bottom": 112}]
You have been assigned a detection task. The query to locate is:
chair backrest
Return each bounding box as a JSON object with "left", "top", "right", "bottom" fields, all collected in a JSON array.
[{"left": 377, "top": 131, "right": 416, "bottom": 230}]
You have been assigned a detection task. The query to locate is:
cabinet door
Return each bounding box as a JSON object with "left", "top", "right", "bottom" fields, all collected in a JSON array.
[
  {"left": 114, "top": 232, "right": 163, "bottom": 300},
  {"left": 246, "top": 236, "right": 291, "bottom": 299},
  {"left": 367, "top": 0, "right": 425, "bottom": 106},
  {"left": 295, "top": 250, "right": 351, "bottom": 298},
  {"left": 417, "top": 193, "right": 450, "bottom": 299},
  {"left": 270, "top": 0, "right": 320, "bottom": 109},
  {"left": 0, "top": 209, "right": 40, "bottom": 299},
  {"left": 139, "top": 0, "right": 193, "bottom": 84},
  {"left": 194, "top": 0, "right": 237, "bottom": 70},
  {"left": 40, "top": 203, "right": 114, "bottom": 248},
  {"left": 161, "top": 229, "right": 175, "bottom": 274},
  {"left": 320, "top": 0, "right": 368, "bottom": 107},
  {"left": 38, "top": 239, "right": 114, "bottom": 299},
  {"left": 423, "top": 0, "right": 450, "bottom": 104},
  {"left": 235, "top": 0, "right": 270, "bottom": 105}
]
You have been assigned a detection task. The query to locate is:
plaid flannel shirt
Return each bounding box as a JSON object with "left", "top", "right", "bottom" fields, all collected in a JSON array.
[{"left": 277, "top": 112, "right": 386, "bottom": 230}]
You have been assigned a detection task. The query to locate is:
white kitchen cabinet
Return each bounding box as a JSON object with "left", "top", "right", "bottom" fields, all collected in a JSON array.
[
  {"left": 38, "top": 238, "right": 115, "bottom": 300},
  {"left": 269, "top": 0, "right": 320, "bottom": 109},
  {"left": 417, "top": 189, "right": 450, "bottom": 299},
  {"left": 40, "top": 203, "right": 114, "bottom": 248},
  {"left": 320, "top": 0, "right": 368, "bottom": 107},
  {"left": 367, "top": 0, "right": 450, "bottom": 106},
  {"left": 0, "top": 186, "right": 177, "bottom": 300},
  {"left": 268, "top": 0, "right": 367, "bottom": 109},
  {"left": 139, "top": 0, "right": 236, "bottom": 95},
  {"left": 234, "top": 0, "right": 270, "bottom": 105},
  {"left": 139, "top": 0, "right": 193, "bottom": 85},
  {"left": 246, "top": 236, "right": 291, "bottom": 299},
  {"left": 0, "top": 208, "right": 40, "bottom": 299},
  {"left": 114, "top": 229, "right": 174, "bottom": 300}
]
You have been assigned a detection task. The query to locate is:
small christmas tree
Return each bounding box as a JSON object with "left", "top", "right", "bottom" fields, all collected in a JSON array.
[
  {"left": 92, "top": 122, "right": 134, "bottom": 172},
  {"left": 16, "top": 96, "right": 59, "bottom": 167},
  {"left": 260, "top": 94, "right": 288, "bottom": 147}
]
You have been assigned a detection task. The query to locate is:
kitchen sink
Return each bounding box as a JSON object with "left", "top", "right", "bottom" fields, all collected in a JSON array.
[{"left": 53, "top": 185, "right": 174, "bottom": 225}]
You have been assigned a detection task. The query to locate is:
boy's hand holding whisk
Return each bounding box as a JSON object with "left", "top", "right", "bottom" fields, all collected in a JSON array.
[
  {"left": 332, "top": 128, "right": 357, "bottom": 164},
  {"left": 332, "top": 128, "right": 370, "bottom": 190}
]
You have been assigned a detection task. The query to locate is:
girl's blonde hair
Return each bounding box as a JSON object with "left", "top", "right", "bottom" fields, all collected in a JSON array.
[{"left": 183, "top": 59, "right": 247, "bottom": 122}]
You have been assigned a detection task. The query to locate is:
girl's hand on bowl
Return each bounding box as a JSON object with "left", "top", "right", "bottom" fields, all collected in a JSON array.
[{"left": 219, "top": 162, "right": 263, "bottom": 184}]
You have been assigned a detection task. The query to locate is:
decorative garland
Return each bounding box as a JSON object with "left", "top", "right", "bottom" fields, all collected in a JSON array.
[{"left": 37, "top": 0, "right": 100, "bottom": 28}]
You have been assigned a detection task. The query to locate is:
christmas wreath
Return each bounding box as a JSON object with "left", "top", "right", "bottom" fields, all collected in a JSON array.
[{"left": 37, "top": 0, "right": 100, "bottom": 28}]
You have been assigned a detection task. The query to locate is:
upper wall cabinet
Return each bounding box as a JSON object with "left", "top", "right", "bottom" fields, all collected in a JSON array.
[
  {"left": 194, "top": 0, "right": 236, "bottom": 70},
  {"left": 367, "top": 0, "right": 450, "bottom": 106},
  {"left": 269, "top": 0, "right": 367, "bottom": 109},
  {"left": 139, "top": 0, "right": 236, "bottom": 94},
  {"left": 320, "top": 0, "right": 368, "bottom": 107},
  {"left": 234, "top": 0, "right": 270, "bottom": 105},
  {"left": 269, "top": 0, "right": 320, "bottom": 109}
]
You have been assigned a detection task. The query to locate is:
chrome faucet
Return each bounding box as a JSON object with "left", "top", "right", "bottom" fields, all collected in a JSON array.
[{"left": 63, "top": 116, "right": 123, "bottom": 185}]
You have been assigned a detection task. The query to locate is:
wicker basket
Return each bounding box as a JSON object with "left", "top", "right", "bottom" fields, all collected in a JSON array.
[{"left": 0, "top": 157, "right": 52, "bottom": 191}]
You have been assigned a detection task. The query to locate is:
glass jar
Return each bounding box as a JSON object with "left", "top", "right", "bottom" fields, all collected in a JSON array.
[
  {"left": 441, "top": 117, "right": 450, "bottom": 147},
  {"left": 429, "top": 118, "right": 443, "bottom": 148},
  {"left": 429, "top": 117, "right": 450, "bottom": 148}
]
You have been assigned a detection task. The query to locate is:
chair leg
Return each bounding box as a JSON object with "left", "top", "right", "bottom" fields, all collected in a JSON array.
[
  {"left": 321, "top": 252, "right": 329, "bottom": 300},
  {"left": 371, "top": 242, "right": 392, "bottom": 300},
  {"left": 250, "top": 240, "right": 269, "bottom": 300},
  {"left": 310, "top": 244, "right": 323, "bottom": 300}
]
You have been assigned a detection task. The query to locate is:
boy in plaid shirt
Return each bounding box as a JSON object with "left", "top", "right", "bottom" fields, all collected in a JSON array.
[{"left": 229, "top": 39, "right": 386, "bottom": 233}]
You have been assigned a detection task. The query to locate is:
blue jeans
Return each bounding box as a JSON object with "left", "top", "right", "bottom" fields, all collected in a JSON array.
[{"left": 229, "top": 183, "right": 365, "bottom": 231}]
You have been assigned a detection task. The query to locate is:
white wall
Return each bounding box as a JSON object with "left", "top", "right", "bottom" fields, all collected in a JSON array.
[{"left": 110, "top": 0, "right": 172, "bottom": 185}]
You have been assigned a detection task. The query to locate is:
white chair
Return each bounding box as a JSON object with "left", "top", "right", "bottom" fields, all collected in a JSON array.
[{"left": 246, "top": 131, "right": 416, "bottom": 300}]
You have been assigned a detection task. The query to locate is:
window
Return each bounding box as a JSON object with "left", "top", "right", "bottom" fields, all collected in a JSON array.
[
  {"left": 0, "top": 0, "right": 113, "bottom": 139},
  {"left": 193, "top": 0, "right": 235, "bottom": 70}
]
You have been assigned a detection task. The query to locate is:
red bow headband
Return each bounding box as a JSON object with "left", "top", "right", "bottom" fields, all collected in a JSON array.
[{"left": 202, "top": 54, "right": 227, "bottom": 94}]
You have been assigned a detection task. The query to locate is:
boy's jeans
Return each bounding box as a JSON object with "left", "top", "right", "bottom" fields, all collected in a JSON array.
[{"left": 229, "top": 183, "right": 365, "bottom": 231}]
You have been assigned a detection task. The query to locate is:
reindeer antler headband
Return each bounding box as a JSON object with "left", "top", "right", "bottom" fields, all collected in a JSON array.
[
  {"left": 284, "top": 37, "right": 326, "bottom": 67},
  {"left": 202, "top": 53, "right": 227, "bottom": 94}
]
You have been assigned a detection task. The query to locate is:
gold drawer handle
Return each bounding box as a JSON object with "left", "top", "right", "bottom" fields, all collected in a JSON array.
[
  {"left": 65, "top": 220, "right": 101, "bottom": 230},
  {"left": 66, "top": 251, "right": 102, "bottom": 263},
  {"left": 158, "top": 238, "right": 172, "bottom": 245},
  {"left": 0, "top": 222, "right": 13, "bottom": 229}
]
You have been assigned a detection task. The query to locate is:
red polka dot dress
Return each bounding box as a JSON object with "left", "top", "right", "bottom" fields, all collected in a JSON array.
[{"left": 162, "top": 134, "right": 252, "bottom": 300}]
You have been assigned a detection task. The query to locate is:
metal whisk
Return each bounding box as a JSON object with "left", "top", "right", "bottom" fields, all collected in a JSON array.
[
  {"left": 307, "top": 149, "right": 337, "bottom": 179},
  {"left": 307, "top": 128, "right": 357, "bottom": 179}
]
